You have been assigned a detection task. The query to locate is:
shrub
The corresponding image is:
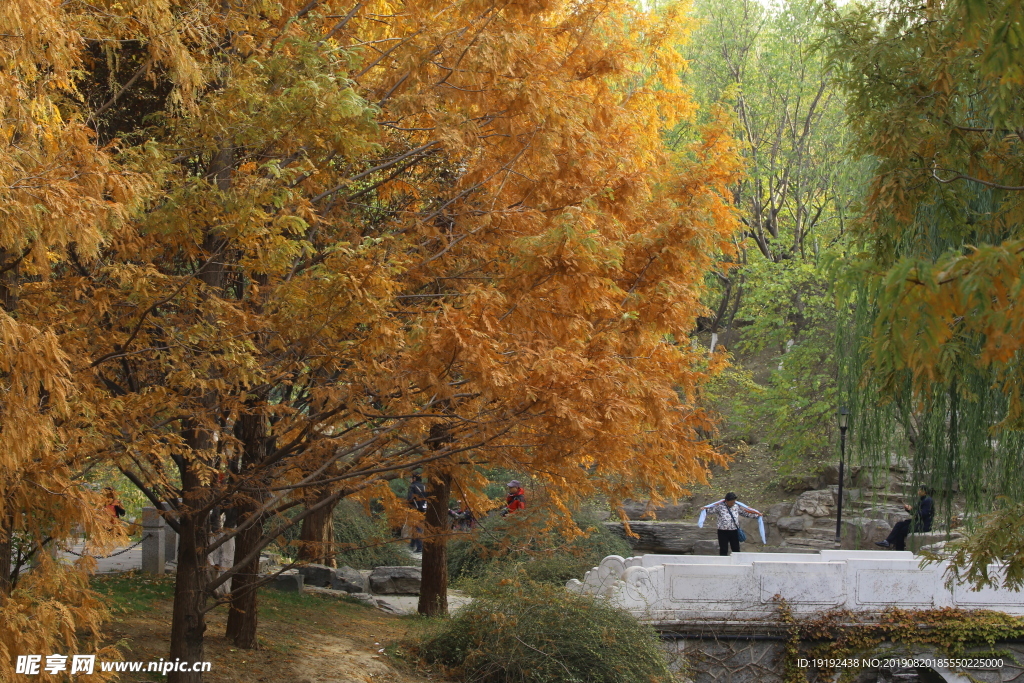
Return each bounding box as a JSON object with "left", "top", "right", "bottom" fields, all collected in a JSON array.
[
  {"left": 448, "top": 512, "right": 631, "bottom": 588},
  {"left": 332, "top": 499, "right": 414, "bottom": 568},
  {"left": 418, "top": 579, "right": 675, "bottom": 683}
]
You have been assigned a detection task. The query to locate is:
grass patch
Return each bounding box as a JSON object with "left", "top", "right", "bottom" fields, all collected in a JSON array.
[{"left": 92, "top": 572, "right": 176, "bottom": 613}]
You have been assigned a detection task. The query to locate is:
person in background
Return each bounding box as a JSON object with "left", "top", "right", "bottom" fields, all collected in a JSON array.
[
  {"left": 701, "top": 492, "right": 762, "bottom": 556},
  {"left": 876, "top": 486, "right": 934, "bottom": 550},
  {"left": 102, "top": 487, "right": 125, "bottom": 532},
  {"left": 406, "top": 474, "right": 427, "bottom": 553},
  {"left": 103, "top": 487, "right": 125, "bottom": 520},
  {"left": 502, "top": 480, "right": 526, "bottom": 515},
  {"left": 449, "top": 500, "right": 476, "bottom": 531}
]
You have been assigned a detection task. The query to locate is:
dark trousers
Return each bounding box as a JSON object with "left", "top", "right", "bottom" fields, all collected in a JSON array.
[
  {"left": 886, "top": 519, "right": 912, "bottom": 550},
  {"left": 718, "top": 529, "right": 740, "bottom": 556},
  {"left": 886, "top": 518, "right": 934, "bottom": 551}
]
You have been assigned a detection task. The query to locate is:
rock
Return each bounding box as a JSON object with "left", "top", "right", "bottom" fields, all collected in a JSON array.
[
  {"left": 781, "top": 474, "right": 821, "bottom": 493},
  {"left": 331, "top": 566, "right": 368, "bottom": 593},
  {"left": 374, "top": 598, "right": 407, "bottom": 615},
  {"left": 693, "top": 540, "right": 720, "bottom": 555},
  {"left": 603, "top": 522, "right": 718, "bottom": 554},
  {"left": 777, "top": 516, "right": 811, "bottom": 533},
  {"left": 794, "top": 490, "right": 835, "bottom": 517},
  {"left": 271, "top": 573, "right": 304, "bottom": 592},
  {"left": 369, "top": 566, "right": 422, "bottom": 594},
  {"left": 908, "top": 531, "right": 962, "bottom": 553},
  {"left": 298, "top": 563, "right": 335, "bottom": 588},
  {"left": 766, "top": 502, "right": 793, "bottom": 525},
  {"left": 619, "top": 501, "right": 691, "bottom": 521},
  {"left": 347, "top": 592, "right": 377, "bottom": 605},
  {"left": 820, "top": 464, "right": 841, "bottom": 486},
  {"left": 838, "top": 517, "right": 892, "bottom": 549}
]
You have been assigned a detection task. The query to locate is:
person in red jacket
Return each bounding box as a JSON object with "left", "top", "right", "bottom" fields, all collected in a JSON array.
[{"left": 503, "top": 480, "right": 526, "bottom": 515}]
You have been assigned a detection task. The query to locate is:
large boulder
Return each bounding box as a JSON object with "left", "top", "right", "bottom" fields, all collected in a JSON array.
[
  {"left": 603, "top": 522, "right": 717, "bottom": 554},
  {"left": 331, "top": 566, "right": 368, "bottom": 593},
  {"left": 781, "top": 474, "right": 821, "bottom": 493},
  {"left": 766, "top": 502, "right": 793, "bottom": 525},
  {"left": 271, "top": 572, "right": 304, "bottom": 592},
  {"left": 838, "top": 517, "right": 892, "bottom": 549},
  {"left": 298, "top": 563, "right": 335, "bottom": 588},
  {"left": 794, "top": 490, "right": 835, "bottom": 517},
  {"left": 369, "top": 566, "right": 422, "bottom": 595},
  {"left": 619, "top": 501, "right": 692, "bottom": 521},
  {"left": 908, "top": 531, "right": 963, "bottom": 553}
]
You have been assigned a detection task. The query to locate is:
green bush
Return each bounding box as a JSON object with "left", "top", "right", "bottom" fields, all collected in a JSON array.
[
  {"left": 332, "top": 499, "right": 414, "bottom": 569},
  {"left": 448, "top": 513, "right": 631, "bottom": 588},
  {"left": 418, "top": 579, "right": 676, "bottom": 683}
]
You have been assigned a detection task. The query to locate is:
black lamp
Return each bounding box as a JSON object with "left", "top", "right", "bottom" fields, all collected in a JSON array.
[{"left": 835, "top": 406, "right": 849, "bottom": 545}]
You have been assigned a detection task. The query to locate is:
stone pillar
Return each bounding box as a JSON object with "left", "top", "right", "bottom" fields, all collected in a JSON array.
[
  {"left": 161, "top": 502, "right": 178, "bottom": 563},
  {"left": 140, "top": 507, "right": 165, "bottom": 575}
]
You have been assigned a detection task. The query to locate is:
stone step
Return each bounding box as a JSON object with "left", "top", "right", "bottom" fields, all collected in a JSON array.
[{"left": 802, "top": 527, "right": 838, "bottom": 540}]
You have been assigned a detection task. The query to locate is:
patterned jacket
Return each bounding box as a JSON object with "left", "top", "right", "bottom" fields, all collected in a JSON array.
[{"left": 707, "top": 502, "right": 758, "bottom": 530}]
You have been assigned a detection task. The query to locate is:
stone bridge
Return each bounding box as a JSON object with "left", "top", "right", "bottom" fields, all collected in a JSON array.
[{"left": 568, "top": 550, "right": 1024, "bottom": 682}]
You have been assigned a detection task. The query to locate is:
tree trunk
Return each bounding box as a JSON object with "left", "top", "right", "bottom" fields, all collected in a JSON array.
[
  {"left": 169, "top": 418, "right": 216, "bottom": 683},
  {"left": 225, "top": 410, "right": 270, "bottom": 648},
  {"left": 0, "top": 510, "right": 13, "bottom": 596},
  {"left": 224, "top": 505, "right": 263, "bottom": 648},
  {"left": 298, "top": 490, "right": 337, "bottom": 567},
  {"left": 168, "top": 477, "right": 212, "bottom": 683},
  {"left": 417, "top": 471, "right": 451, "bottom": 616}
]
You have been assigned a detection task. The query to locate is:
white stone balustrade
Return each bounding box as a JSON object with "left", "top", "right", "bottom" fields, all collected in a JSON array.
[{"left": 567, "top": 550, "right": 1024, "bottom": 624}]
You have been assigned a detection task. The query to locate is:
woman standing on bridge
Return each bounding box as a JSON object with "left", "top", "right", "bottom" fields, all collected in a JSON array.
[{"left": 701, "top": 492, "right": 763, "bottom": 556}]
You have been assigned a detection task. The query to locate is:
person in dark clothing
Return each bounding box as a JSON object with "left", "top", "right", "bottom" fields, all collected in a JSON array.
[
  {"left": 406, "top": 475, "right": 427, "bottom": 553},
  {"left": 407, "top": 475, "right": 427, "bottom": 512},
  {"left": 876, "top": 486, "right": 934, "bottom": 550}
]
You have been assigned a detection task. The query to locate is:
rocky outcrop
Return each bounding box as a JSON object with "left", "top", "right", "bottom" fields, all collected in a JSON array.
[
  {"left": 368, "top": 566, "right": 422, "bottom": 594},
  {"left": 331, "top": 566, "right": 369, "bottom": 593},
  {"left": 297, "top": 563, "right": 336, "bottom": 588},
  {"left": 618, "top": 500, "right": 694, "bottom": 521},
  {"left": 604, "top": 521, "right": 718, "bottom": 553}
]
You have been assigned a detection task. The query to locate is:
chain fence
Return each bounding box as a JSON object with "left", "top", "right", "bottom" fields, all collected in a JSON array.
[{"left": 63, "top": 533, "right": 152, "bottom": 559}]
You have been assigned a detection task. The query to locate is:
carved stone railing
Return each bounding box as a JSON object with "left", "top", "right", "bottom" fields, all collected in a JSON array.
[{"left": 567, "top": 550, "right": 1024, "bottom": 624}]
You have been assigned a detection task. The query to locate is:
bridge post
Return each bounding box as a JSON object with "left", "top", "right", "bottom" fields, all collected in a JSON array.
[{"left": 140, "top": 506, "right": 165, "bottom": 575}]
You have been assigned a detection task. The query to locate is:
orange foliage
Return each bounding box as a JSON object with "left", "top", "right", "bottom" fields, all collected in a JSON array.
[{"left": 1, "top": 0, "right": 740, "bottom": 674}]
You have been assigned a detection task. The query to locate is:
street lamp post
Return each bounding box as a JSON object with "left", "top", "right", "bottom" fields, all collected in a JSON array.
[{"left": 835, "top": 406, "right": 850, "bottom": 546}]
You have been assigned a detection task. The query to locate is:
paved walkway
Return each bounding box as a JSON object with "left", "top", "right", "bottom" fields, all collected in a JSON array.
[{"left": 57, "top": 542, "right": 175, "bottom": 574}]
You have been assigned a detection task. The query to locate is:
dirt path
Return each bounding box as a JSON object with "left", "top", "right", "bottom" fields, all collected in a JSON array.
[{"left": 96, "top": 574, "right": 452, "bottom": 683}]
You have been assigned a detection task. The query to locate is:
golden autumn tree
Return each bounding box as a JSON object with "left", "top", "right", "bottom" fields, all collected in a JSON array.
[
  {"left": 0, "top": 3, "right": 149, "bottom": 677},
  {"left": 3, "top": 0, "right": 740, "bottom": 680}
]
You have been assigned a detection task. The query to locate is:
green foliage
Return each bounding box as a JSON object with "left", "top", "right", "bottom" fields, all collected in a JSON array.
[
  {"left": 734, "top": 260, "right": 840, "bottom": 472},
  {"left": 781, "top": 606, "right": 1024, "bottom": 681},
  {"left": 418, "top": 579, "right": 676, "bottom": 683},
  {"left": 448, "top": 513, "right": 631, "bottom": 589},
  {"left": 680, "top": 0, "right": 869, "bottom": 477},
  {"left": 823, "top": 0, "right": 1024, "bottom": 543},
  {"left": 332, "top": 500, "right": 414, "bottom": 569}
]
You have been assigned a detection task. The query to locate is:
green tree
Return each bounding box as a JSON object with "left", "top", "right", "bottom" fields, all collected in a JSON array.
[
  {"left": 682, "top": 0, "right": 866, "bottom": 467},
  {"left": 823, "top": 0, "right": 1024, "bottom": 582}
]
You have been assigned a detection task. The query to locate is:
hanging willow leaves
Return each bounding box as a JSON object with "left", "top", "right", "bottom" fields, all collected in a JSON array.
[{"left": 824, "top": 0, "right": 1024, "bottom": 580}]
